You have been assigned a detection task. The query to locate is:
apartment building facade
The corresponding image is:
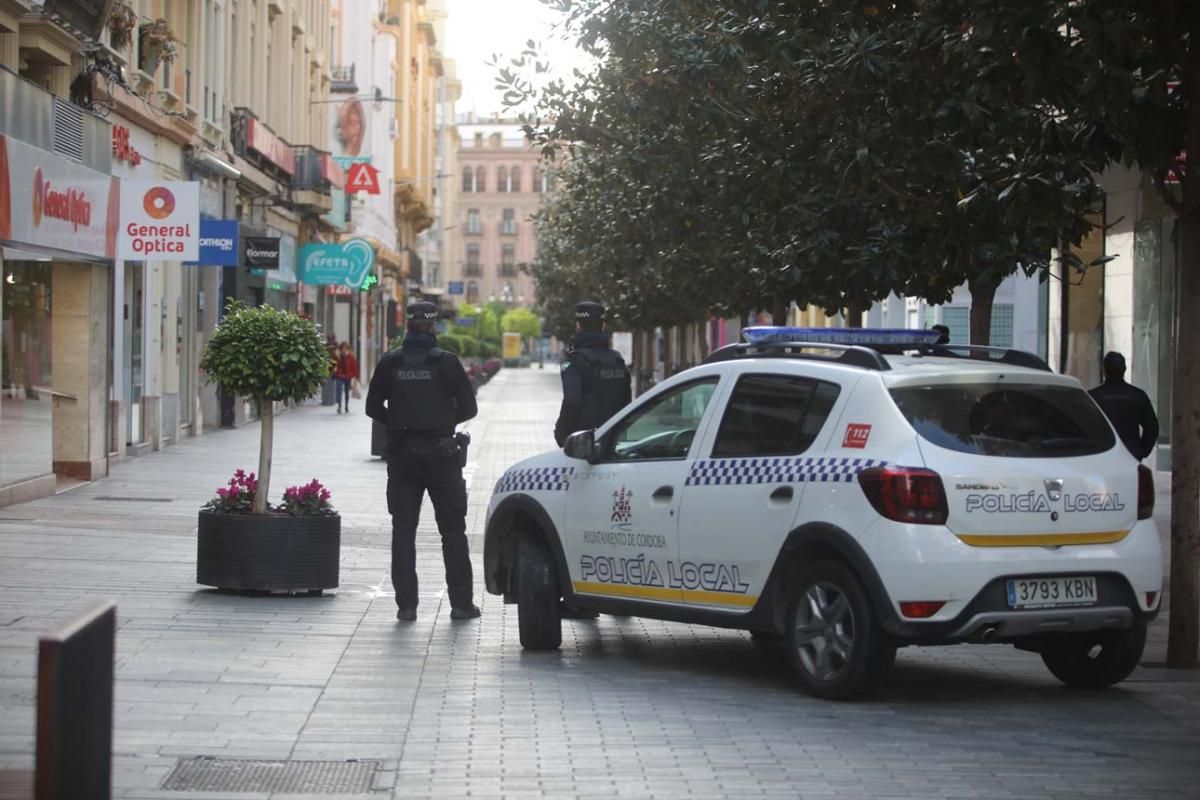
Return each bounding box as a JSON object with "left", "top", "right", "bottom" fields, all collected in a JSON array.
[{"left": 452, "top": 117, "right": 546, "bottom": 309}]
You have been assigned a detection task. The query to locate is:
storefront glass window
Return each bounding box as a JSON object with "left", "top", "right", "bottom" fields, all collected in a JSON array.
[
  {"left": 1133, "top": 218, "right": 1177, "bottom": 457},
  {"left": 1, "top": 261, "right": 54, "bottom": 486}
]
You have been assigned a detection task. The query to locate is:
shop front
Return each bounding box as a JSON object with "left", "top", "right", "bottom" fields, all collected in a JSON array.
[{"left": 0, "top": 133, "right": 118, "bottom": 506}]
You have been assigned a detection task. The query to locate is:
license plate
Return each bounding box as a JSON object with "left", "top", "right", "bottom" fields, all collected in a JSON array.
[{"left": 1006, "top": 576, "right": 1097, "bottom": 609}]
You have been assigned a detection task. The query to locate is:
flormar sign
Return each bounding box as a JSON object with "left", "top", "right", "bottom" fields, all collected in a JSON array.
[{"left": 118, "top": 181, "right": 200, "bottom": 260}]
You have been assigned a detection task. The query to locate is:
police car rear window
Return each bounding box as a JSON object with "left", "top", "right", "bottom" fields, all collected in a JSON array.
[{"left": 889, "top": 383, "right": 1116, "bottom": 458}]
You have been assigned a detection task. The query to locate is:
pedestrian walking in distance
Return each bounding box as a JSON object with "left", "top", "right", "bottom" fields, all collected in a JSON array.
[
  {"left": 554, "top": 300, "right": 632, "bottom": 447},
  {"left": 334, "top": 342, "right": 358, "bottom": 414},
  {"left": 1089, "top": 351, "right": 1160, "bottom": 462},
  {"left": 366, "top": 301, "right": 480, "bottom": 622}
]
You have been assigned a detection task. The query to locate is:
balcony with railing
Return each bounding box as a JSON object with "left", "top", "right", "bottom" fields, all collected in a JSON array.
[
  {"left": 292, "top": 145, "right": 346, "bottom": 213},
  {"left": 330, "top": 64, "right": 358, "bottom": 94}
]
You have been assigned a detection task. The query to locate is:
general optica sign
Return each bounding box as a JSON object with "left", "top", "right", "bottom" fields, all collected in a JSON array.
[
  {"left": 118, "top": 181, "right": 200, "bottom": 260},
  {"left": 0, "top": 134, "right": 119, "bottom": 259},
  {"left": 297, "top": 239, "right": 376, "bottom": 288}
]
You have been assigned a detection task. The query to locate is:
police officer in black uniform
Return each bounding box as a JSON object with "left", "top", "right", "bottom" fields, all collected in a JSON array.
[
  {"left": 554, "top": 301, "right": 632, "bottom": 447},
  {"left": 366, "top": 301, "right": 480, "bottom": 622},
  {"left": 1089, "top": 351, "right": 1160, "bottom": 462}
]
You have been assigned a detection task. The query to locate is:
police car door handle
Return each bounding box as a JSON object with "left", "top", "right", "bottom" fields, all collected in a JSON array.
[
  {"left": 770, "top": 486, "right": 794, "bottom": 502},
  {"left": 653, "top": 486, "right": 674, "bottom": 501}
]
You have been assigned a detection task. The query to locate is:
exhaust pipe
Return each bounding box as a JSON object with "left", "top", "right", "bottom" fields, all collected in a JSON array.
[{"left": 977, "top": 624, "right": 1001, "bottom": 643}]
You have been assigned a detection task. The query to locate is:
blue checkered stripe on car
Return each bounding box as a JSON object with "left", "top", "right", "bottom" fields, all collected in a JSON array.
[
  {"left": 495, "top": 466, "right": 575, "bottom": 494},
  {"left": 686, "top": 457, "right": 886, "bottom": 486}
]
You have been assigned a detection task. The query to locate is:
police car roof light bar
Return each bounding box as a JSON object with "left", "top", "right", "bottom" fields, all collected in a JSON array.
[
  {"left": 742, "top": 327, "right": 942, "bottom": 348},
  {"left": 736, "top": 326, "right": 1052, "bottom": 372},
  {"left": 702, "top": 342, "right": 892, "bottom": 371}
]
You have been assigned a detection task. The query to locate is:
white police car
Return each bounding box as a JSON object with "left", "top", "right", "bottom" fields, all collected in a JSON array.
[{"left": 483, "top": 328, "right": 1162, "bottom": 699}]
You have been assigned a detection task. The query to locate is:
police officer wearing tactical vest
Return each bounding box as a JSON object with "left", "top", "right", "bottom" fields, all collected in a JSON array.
[
  {"left": 554, "top": 300, "right": 632, "bottom": 447},
  {"left": 366, "top": 301, "right": 480, "bottom": 622}
]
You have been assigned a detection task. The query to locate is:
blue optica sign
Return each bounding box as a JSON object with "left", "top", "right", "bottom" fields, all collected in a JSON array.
[
  {"left": 448, "top": 281, "right": 465, "bottom": 295},
  {"left": 186, "top": 219, "right": 239, "bottom": 266},
  {"left": 297, "top": 239, "right": 376, "bottom": 288}
]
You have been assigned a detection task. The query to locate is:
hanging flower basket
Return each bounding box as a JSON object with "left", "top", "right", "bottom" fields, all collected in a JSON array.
[
  {"left": 138, "top": 17, "right": 179, "bottom": 72},
  {"left": 108, "top": 2, "right": 137, "bottom": 51}
]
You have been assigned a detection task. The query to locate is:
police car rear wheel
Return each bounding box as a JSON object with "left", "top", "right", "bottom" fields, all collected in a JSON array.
[
  {"left": 1040, "top": 622, "right": 1147, "bottom": 689},
  {"left": 517, "top": 533, "right": 562, "bottom": 650},
  {"left": 786, "top": 561, "right": 895, "bottom": 700}
]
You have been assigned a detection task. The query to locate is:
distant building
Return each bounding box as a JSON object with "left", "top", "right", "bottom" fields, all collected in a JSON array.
[{"left": 451, "top": 116, "right": 547, "bottom": 308}]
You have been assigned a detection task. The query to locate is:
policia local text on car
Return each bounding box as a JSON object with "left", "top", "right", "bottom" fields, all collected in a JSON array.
[{"left": 366, "top": 301, "right": 480, "bottom": 622}]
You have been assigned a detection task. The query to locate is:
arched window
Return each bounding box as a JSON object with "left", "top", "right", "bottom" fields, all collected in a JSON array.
[
  {"left": 475, "top": 166, "right": 486, "bottom": 192},
  {"left": 510, "top": 165, "right": 521, "bottom": 192},
  {"left": 497, "top": 166, "right": 508, "bottom": 193},
  {"left": 466, "top": 281, "right": 479, "bottom": 303},
  {"left": 533, "top": 167, "right": 543, "bottom": 193},
  {"left": 461, "top": 167, "right": 474, "bottom": 193}
]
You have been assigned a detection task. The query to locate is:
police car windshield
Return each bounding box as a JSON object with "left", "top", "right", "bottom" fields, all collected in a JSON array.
[{"left": 889, "top": 383, "right": 1116, "bottom": 458}]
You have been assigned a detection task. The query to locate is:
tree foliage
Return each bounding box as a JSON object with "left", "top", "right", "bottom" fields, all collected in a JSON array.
[
  {"left": 510, "top": 0, "right": 1110, "bottom": 339},
  {"left": 200, "top": 300, "right": 329, "bottom": 403},
  {"left": 501, "top": 307, "right": 543, "bottom": 339}
]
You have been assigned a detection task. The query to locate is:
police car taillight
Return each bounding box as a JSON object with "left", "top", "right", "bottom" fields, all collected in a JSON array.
[
  {"left": 1138, "top": 464, "right": 1154, "bottom": 521},
  {"left": 858, "top": 467, "right": 949, "bottom": 526}
]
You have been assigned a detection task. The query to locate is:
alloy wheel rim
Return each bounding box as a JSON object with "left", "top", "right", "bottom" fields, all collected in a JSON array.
[{"left": 793, "top": 581, "right": 855, "bottom": 682}]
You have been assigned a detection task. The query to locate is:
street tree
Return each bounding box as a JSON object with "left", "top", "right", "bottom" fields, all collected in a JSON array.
[
  {"left": 512, "top": 1, "right": 1108, "bottom": 342},
  {"left": 502, "top": 307, "right": 544, "bottom": 340}
]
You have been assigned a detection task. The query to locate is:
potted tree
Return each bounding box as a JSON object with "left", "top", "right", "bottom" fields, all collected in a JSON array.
[{"left": 196, "top": 301, "right": 338, "bottom": 593}]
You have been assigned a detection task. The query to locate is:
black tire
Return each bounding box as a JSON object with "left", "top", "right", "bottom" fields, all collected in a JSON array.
[
  {"left": 1040, "top": 622, "right": 1147, "bottom": 689},
  {"left": 785, "top": 560, "right": 895, "bottom": 700},
  {"left": 517, "top": 533, "right": 562, "bottom": 650}
]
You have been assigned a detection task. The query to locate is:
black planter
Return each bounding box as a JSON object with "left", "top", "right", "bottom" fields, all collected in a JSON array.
[{"left": 197, "top": 511, "right": 340, "bottom": 592}]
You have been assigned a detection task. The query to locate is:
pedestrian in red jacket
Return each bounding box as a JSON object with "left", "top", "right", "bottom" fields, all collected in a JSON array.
[{"left": 334, "top": 342, "right": 359, "bottom": 414}]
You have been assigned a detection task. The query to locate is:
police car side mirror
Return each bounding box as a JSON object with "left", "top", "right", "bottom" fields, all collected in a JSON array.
[{"left": 564, "top": 430, "right": 597, "bottom": 462}]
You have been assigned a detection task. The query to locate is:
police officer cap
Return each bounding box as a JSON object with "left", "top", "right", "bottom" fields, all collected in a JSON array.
[
  {"left": 575, "top": 301, "right": 605, "bottom": 321},
  {"left": 406, "top": 301, "right": 438, "bottom": 321}
]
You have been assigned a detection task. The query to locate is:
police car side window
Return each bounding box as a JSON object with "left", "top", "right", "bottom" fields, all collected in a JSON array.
[
  {"left": 711, "top": 375, "right": 841, "bottom": 458},
  {"left": 605, "top": 379, "right": 719, "bottom": 462}
]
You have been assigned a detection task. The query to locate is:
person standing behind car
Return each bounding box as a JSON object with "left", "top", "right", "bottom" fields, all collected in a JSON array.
[
  {"left": 366, "top": 301, "right": 480, "bottom": 622},
  {"left": 554, "top": 300, "right": 632, "bottom": 447},
  {"left": 333, "top": 342, "right": 358, "bottom": 415},
  {"left": 1089, "top": 351, "right": 1160, "bottom": 461}
]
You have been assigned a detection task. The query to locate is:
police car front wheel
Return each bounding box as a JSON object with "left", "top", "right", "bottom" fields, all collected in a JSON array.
[
  {"left": 786, "top": 561, "right": 895, "bottom": 700},
  {"left": 517, "top": 533, "right": 562, "bottom": 651}
]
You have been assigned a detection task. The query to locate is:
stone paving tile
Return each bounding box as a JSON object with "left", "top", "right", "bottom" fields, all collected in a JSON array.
[{"left": 1, "top": 369, "right": 1199, "bottom": 799}]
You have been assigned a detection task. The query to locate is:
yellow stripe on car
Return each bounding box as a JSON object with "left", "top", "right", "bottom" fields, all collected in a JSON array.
[
  {"left": 956, "top": 531, "right": 1129, "bottom": 547},
  {"left": 573, "top": 581, "right": 758, "bottom": 607}
]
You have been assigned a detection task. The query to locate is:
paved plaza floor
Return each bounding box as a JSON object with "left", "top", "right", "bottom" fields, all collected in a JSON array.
[{"left": 1, "top": 368, "right": 1198, "bottom": 799}]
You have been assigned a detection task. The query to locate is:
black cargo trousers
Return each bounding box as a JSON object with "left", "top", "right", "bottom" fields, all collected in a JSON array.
[{"left": 386, "top": 443, "right": 473, "bottom": 611}]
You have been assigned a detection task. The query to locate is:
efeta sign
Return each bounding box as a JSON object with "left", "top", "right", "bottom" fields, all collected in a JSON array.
[
  {"left": 118, "top": 181, "right": 200, "bottom": 260},
  {"left": 298, "top": 239, "right": 376, "bottom": 288}
]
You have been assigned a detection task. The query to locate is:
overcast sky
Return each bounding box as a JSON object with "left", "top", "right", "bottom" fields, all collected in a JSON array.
[{"left": 444, "top": 0, "right": 585, "bottom": 117}]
